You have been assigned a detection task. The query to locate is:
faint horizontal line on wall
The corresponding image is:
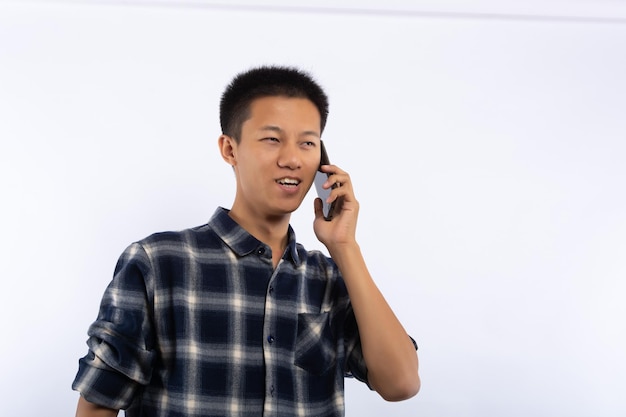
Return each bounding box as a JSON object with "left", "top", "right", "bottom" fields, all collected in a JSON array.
[{"left": 16, "top": 0, "right": 626, "bottom": 25}]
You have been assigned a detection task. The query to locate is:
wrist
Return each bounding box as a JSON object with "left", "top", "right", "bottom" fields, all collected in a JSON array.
[{"left": 327, "top": 241, "right": 361, "bottom": 264}]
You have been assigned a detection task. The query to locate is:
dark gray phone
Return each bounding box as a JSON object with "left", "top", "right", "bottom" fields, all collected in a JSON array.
[{"left": 314, "top": 140, "right": 338, "bottom": 221}]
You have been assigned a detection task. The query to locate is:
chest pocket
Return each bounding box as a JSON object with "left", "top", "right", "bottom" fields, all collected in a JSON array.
[{"left": 294, "top": 312, "right": 336, "bottom": 375}]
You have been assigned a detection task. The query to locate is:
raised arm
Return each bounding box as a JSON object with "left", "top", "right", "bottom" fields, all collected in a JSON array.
[{"left": 313, "top": 164, "right": 420, "bottom": 401}]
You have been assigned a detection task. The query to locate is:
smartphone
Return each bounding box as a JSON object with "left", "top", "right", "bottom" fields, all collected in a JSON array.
[{"left": 314, "top": 140, "right": 338, "bottom": 221}]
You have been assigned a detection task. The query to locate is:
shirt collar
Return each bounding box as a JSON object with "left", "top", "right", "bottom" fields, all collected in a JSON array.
[{"left": 209, "top": 207, "right": 301, "bottom": 266}]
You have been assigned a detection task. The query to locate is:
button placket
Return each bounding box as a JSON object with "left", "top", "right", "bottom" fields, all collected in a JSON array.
[{"left": 263, "top": 268, "right": 280, "bottom": 411}]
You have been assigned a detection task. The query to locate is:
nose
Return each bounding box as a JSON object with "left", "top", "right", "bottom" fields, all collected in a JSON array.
[{"left": 277, "top": 142, "right": 301, "bottom": 170}]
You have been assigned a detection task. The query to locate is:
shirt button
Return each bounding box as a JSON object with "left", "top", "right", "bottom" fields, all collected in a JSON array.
[
  {"left": 257, "top": 247, "right": 265, "bottom": 255},
  {"left": 267, "top": 335, "right": 274, "bottom": 344}
]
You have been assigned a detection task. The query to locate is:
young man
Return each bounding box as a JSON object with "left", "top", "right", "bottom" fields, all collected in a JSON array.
[{"left": 73, "top": 66, "right": 420, "bottom": 417}]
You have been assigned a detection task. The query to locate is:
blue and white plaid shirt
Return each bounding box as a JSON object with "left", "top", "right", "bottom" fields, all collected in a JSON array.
[{"left": 73, "top": 207, "right": 368, "bottom": 417}]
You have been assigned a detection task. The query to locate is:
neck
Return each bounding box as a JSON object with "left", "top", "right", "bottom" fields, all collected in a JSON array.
[{"left": 228, "top": 206, "right": 291, "bottom": 253}]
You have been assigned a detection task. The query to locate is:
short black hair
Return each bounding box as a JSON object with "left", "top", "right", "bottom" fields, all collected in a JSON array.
[{"left": 220, "top": 66, "right": 329, "bottom": 141}]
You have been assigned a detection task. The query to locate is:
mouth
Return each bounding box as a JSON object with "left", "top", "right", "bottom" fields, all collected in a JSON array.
[{"left": 276, "top": 177, "right": 301, "bottom": 188}]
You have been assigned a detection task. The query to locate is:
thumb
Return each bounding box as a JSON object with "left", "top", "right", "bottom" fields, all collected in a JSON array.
[{"left": 313, "top": 197, "right": 324, "bottom": 220}]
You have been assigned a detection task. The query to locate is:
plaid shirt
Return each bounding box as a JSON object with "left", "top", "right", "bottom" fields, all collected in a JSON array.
[{"left": 73, "top": 207, "right": 368, "bottom": 417}]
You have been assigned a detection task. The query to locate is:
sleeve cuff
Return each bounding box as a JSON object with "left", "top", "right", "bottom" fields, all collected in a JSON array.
[{"left": 72, "top": 353, "right": 140, "bottom": 410}]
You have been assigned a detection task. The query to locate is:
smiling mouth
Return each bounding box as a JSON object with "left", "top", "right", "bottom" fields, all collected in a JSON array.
[{"left": 276, "top": 178, "right": 300, "bottom": 187}]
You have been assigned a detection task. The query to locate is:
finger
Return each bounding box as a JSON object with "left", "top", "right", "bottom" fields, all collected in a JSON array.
[
  {"left": 327, "top": 176, "right": 353, "bottom": 197},
  {"left": 313, "top": 197, "right": 324, "bottom": 218},
  {"left": 325, "top": 172, "right": 350, "bottom": 189},
  {"left": 320, "top": 164, "right": 347, "bottom": 177}
]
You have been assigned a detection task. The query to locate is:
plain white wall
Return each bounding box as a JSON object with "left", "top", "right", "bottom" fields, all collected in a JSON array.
[{"left": 1, "top": 1, "right": 625, "bottom": 416}]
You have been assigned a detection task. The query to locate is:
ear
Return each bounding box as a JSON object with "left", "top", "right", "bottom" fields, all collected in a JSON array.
[{"left": 218, "top": 134, "right": 237, "bottom": 166}]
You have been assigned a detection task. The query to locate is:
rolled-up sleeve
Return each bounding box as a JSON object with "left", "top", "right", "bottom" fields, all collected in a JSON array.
[
  {"left": 342, "top": 303, "right": 370, "bottom": 386},
  {"left": 72, "top": 243, "right": 156, "bottom": 410}
]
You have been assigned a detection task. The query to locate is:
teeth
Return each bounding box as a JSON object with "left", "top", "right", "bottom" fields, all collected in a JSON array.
[{"left": 278, "top": 178, "right": 299, "bottom": 185}]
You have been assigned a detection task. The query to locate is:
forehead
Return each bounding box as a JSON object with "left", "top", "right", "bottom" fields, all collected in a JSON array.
[{"left": 245, "top": 96, "right": 321, "bottom": 127}]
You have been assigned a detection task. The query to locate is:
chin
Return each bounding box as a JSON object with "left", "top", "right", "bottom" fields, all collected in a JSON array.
[
  {"left": 274, "top": 203, "right": 301, "bottom": 216},
  {"left": 280, "top": 206, "right": 299, "bottom": 215}
]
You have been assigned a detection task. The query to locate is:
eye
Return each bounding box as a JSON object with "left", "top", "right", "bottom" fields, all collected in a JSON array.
[{"left": 263, "top": 137, "right": 280, "bottom": 143}]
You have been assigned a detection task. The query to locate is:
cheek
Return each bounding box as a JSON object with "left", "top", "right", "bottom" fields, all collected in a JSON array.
[
  {"left": 238, "top": 153, "right": 263, "bottom": 171},
  {"left": 303, "top": 166, "right": 318, "bottom": 188},
  {"left": 237, "top": 154, "right": 272, "bottom": 185}
]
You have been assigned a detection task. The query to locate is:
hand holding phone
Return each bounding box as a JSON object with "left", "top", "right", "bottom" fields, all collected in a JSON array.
[{"left": 314, "top": 140, "right": 338, "bottom": 221}]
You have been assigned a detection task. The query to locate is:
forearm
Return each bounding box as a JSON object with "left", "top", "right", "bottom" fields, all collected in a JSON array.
[
  {"left": 76, "top": 396, "right": 118, "bottom": 417},
  {"left": 330, "top": 243, "right": 420, "bottom": 401}
]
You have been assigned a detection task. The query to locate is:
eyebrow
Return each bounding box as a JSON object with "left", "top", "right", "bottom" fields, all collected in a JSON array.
[{"left": 259, "top": 125, "right": 320, "bottom": 138}]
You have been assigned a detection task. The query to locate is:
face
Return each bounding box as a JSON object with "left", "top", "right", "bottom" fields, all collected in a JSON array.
[{"left": 220, "top": 95, "right": 322, "bottom": 219}]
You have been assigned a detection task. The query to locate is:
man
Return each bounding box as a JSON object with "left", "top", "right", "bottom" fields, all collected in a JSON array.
[{"left": 73, "top": 66, "right": 420, "bottom": 417}]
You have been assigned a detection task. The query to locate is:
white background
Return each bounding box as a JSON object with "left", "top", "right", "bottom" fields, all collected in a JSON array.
[{"left": 1, "top": 1, "right": 625, "bottom": 416}]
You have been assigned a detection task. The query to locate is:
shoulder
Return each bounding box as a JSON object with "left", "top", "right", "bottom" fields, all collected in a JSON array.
[
  {"left": 131, "top": 207, "right": 230, "bottom": 250},
  {"left": 299, "top": 246, "right": 334, "bottom": 268},
  {"left": 139, "top": 224, "right": 214, "bottom": 246},
  {"left": 297, "top": 245, "right": 344, "bottom": 283},
  {"left": 112, "top": 224, "right": 225, "bottom": 285},
  {"left": 114, "top": 223, "right": 218, "bottom": 267}
]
